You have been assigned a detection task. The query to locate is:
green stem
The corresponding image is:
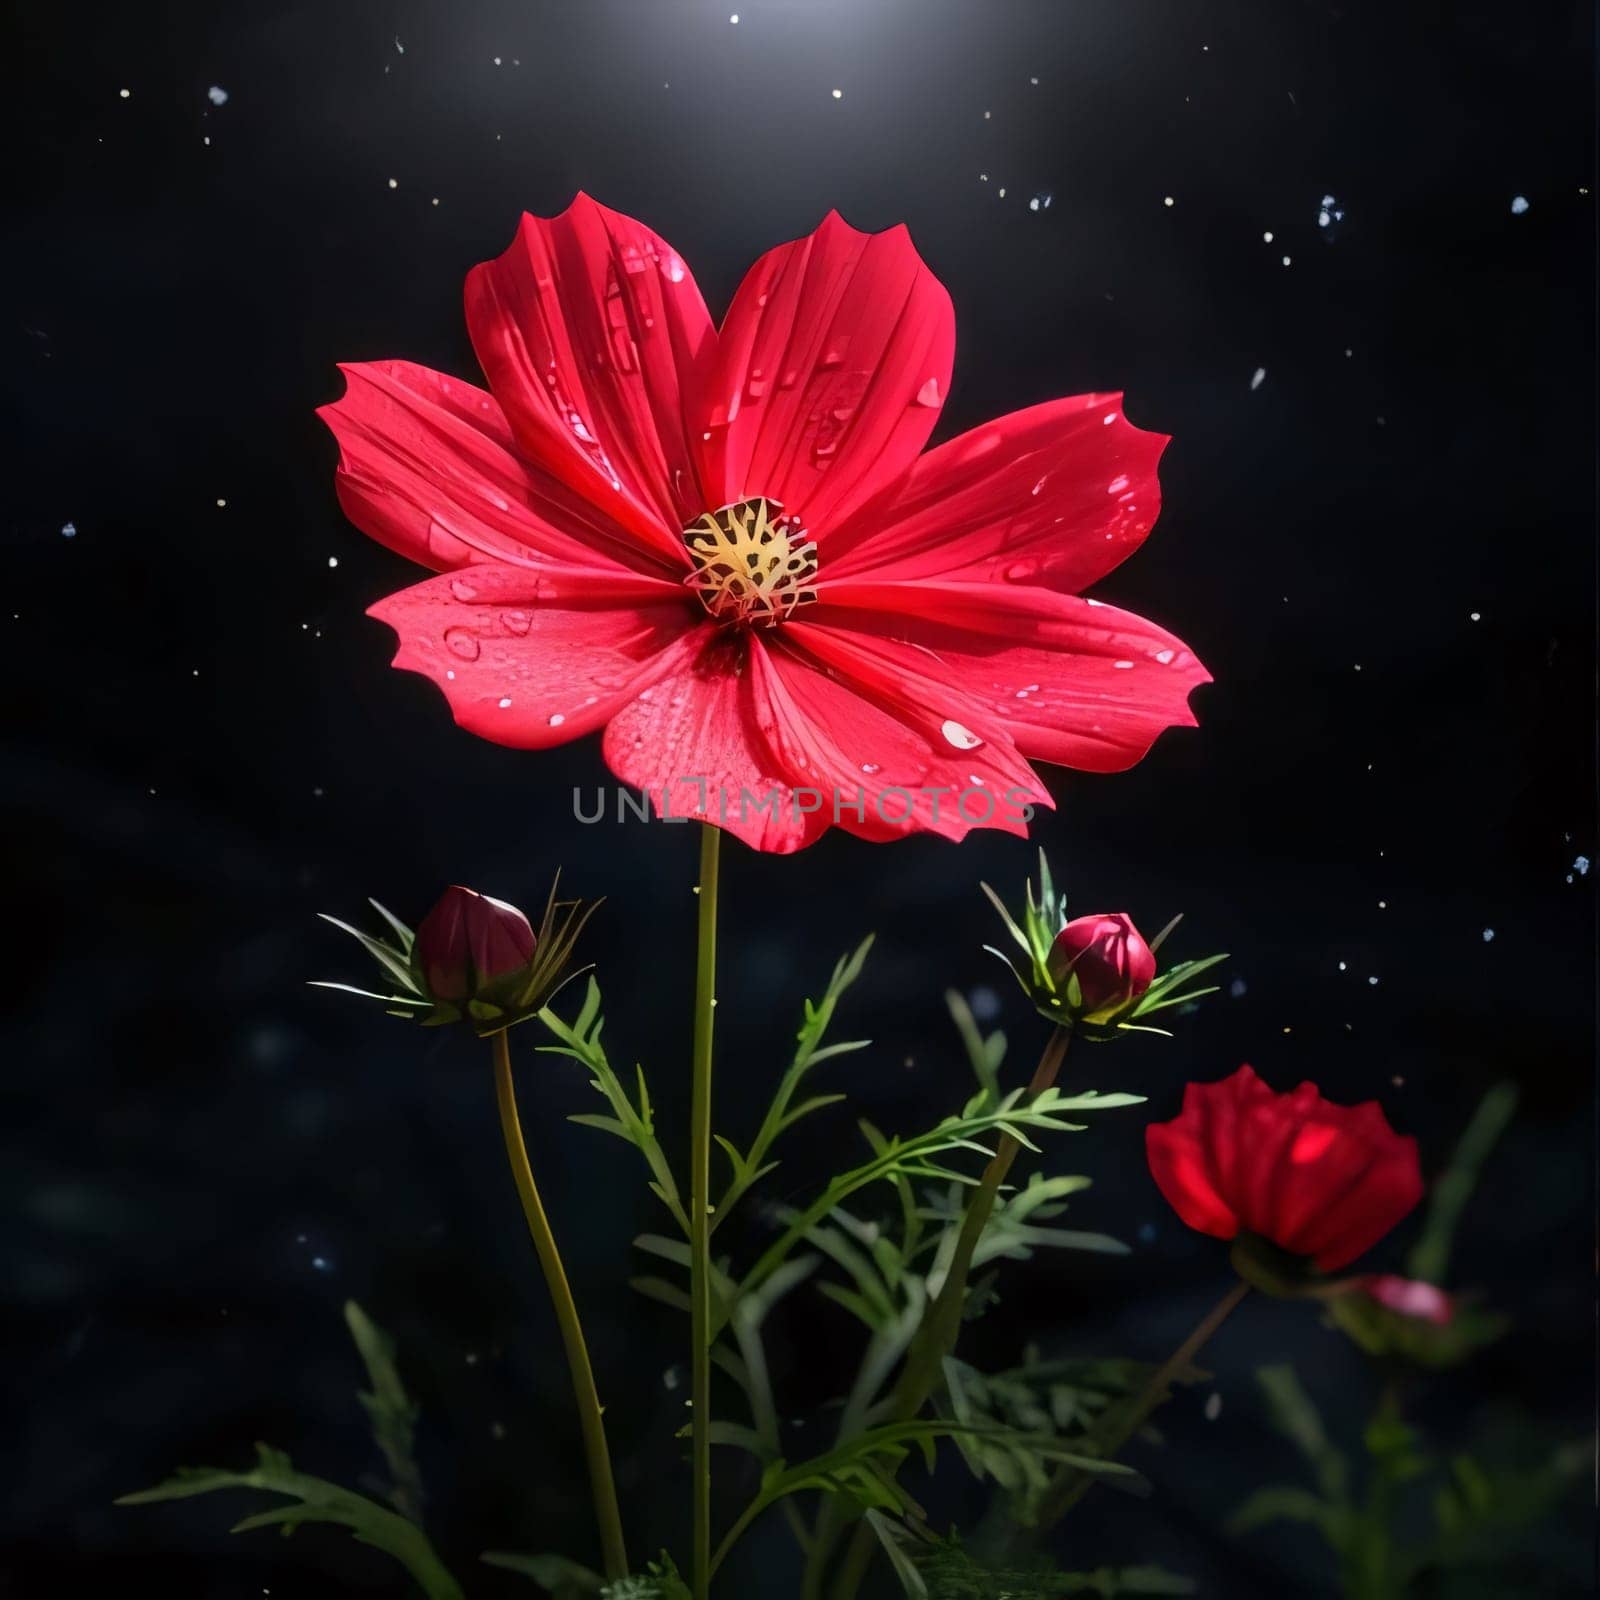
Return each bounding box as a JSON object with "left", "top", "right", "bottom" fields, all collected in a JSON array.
[
  {"left": 1040, "top": 1275, "right": 1251, "bottom": 1525},
  {"left": 690, "top": 823, "right": 722, "bottom": 1600},
  {"left": 829, "top": 1026, "right": 1071, "bottom": 1599},
  {"left": 492, "top": 1030, "right": 628, "bottom": 1582}
]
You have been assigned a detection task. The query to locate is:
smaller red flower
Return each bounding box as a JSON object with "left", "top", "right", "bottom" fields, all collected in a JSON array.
[
  {"left": 1145, "top": 1065, "right": 1423, "bottom": 1272},
  {"left": 1360, "top": 1273, "right": 1454, "bottom": 1326},
  {"left": 1049, "top": 912, "right": 1156, "bottom": 1019},
  {"left": 415, "top": 885, "right": 536, "bottom": 1002}
]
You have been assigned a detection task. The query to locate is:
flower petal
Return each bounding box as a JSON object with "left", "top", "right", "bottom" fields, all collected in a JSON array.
[
  {"left": 318, "top": 360, "right": 675, "bottom": 577},
  {"left": 825, "top": 393, "right": 1167, "bottom": 593},
  {"left": 465, "top": 194, "right": 717, "bottom": 561},
  {"left": 599, "top": 631, "right": 828, "bottom": 853},
  {"left": 1146, "top": 1122, "right": 1239, "bottom": 1243},
  {"left": 702, "top": 211, "right": 954, "bottom": 535},
  {"left": 803, "top": 584, "right": 1208, "bottom": 772},
  {"left": 750, "top": 634, "right": 1049, "bottom": 843},
  {"left": 368, "top": 561, "right": 694, "bottom": 748}
]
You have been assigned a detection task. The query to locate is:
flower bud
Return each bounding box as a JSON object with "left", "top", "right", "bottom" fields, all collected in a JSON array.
[
  {"left": 415, "top": 885, "right": 535, "bottom": 1002},
  {"left": 1049, "top": 913, "right": 1156, "bottom": 1020},
  {"left": 1361, "top": 1274, "right": 1454, "bottom": 1326},
  {"left": 317, "top": 875, "right": 600, "bottom": 1037}
]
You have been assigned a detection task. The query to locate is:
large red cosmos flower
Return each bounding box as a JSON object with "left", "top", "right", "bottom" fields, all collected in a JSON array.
[
  {"left": 318, "top": 195, "right": 1208, "bottom": 852},
  {"left": 1146, "top": 1065, "right": 1424, "bottom": 1272}
]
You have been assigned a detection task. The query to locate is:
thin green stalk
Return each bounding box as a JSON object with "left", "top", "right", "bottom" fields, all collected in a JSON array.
[
  {"left": 1040, "top": 1276, "right": 1251, "bottom": 1524},
  {"left": 690, "top": 823, "right": 722, "bottom": 1600},
  {"left": 492, "top": 1031, "right": 628, "bottom": 1582},
  {"left": 829, "top": 1026, "right": 1071, "bottom": 1599}
]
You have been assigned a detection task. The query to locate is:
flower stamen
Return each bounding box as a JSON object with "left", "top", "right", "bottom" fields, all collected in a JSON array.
[{"left": 683, "top": 497, "right": 818, "bottom": 628}]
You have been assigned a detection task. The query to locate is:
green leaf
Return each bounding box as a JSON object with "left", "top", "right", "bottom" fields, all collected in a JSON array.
[
  {"left": 344, "top": 1301, "right": 424, "bottom": 1523},
  {"left": 540, "top": 983, "right": 689, "bottom": 1235},
  {"left": 736, "top": 1087, "right": 1140, "bottom": 1308},
  {"left": 1406, "top": 1081, "right": 1518, "bottom": 1286},
  {"left": 116, "top": 1443, "right": 463, "bottom": 1600},
  {"left": 1228, "top": 1484, "right": 1338, "bottom": 1537},
  {"left": 713, "top": 936, "right": 875, "bottom": 1230},
  {"left": 1256, "top": 1365, "right": 1347, "bottom": 1504},
  {"left": 481, "top": 1551, "right": 605, "bottom": 1595}
]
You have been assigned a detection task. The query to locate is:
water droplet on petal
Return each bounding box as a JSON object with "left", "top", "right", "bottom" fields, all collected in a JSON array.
[
  {"left": 1154, "top": 648, "right": 1175, "bottom": 664},
  {"left": 1106, "top": 474, "right": 1130, "bottom": 495},
  {"left": 497, "top": 696, "right": 513, "bottom": 708},
  {"left": 1113, "top": 659, "right": 1135, "bottom": 669},
  {"left": 941, "top": 719, "right": 984, "bottom": 750},
  {"left": 915, "top": 376, "right": 942, "bottom": 407},
  {"left": 548, "top": 712, "right": 566, "bottom": 727},
  {"left": 444, "top": 628, "right": 481, "bottom": 660},
  {"left": 502, "top": 609, "right": 532, "bottom": 635},
  {"left": 450, "top": 577, "right": 479, "bottom": 601},
  {"left": 860, "top": 762, "right": 881, "bottom": 775}
]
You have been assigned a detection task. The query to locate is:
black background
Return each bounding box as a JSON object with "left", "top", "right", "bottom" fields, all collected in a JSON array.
[{"left": 3, "top": 1, "right": 1593, "bottom": 1595}]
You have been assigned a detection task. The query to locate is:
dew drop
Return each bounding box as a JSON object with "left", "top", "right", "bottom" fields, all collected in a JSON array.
[
  {"left": 449, "top": 577, "right": 479, "bottom": 601},
  {"left": 548, "top": 712, "right": 566, "bottom": 727},
  {"left": 1154, "top": 648, "right": 1175, "bottom": 664},
  {"left": 497, "top": 696, "right": 513, "bottom": 708},
  {"left": 1113, "top": 660, "right": 1135, "bottom": 669},
  {"left": 860, "top": 762, "right": 881, "bottom": 775},
  {"left": 915, "top": 376, "right": 941, "bottom": 407},
  {"left": 940, "top": 719, "right": 984, "bottom": 750},
  {"left": 1106, "top": 474, "right": 1130, "bottom": 494},
  {"left": 444, "top": 628, "right": 481, "bottom": 660},
  {"left": 502, "top": 609, "right": 532, "bottom": 635}
]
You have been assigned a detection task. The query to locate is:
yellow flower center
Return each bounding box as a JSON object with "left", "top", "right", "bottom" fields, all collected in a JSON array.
[{"left": 683, "top": 497, "right": 819, "bottom": 628}]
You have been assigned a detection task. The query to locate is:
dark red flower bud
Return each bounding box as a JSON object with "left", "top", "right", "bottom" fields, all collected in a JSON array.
[
  {"left": 1145, "top": 1065, "right": 1423, "bottom": 1273},
  {"left": 414, "top": 885, "right": 536, "bottom": 1002},
  {"left": 1049, "top": 913, "right": 1157, "bottom": 1019},
  {"left": 1361, "top": 1274, "right": 1454, "bottom": 1326}
]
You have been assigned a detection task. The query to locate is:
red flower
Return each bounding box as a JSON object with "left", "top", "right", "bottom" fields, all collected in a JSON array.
[
  {"left": 1360, "top": 1274, "right": 1454, "bottom": 1326},
  {"left": 319, "top": 196, "right": 1208, "bottom": 852},
  {"left": 1145, "top": 1066, "right": 1423, "bottom": 1272},
  {"left": 1049, "top": 912, "right": 1157, "bottom": 1018},
  {"left": 415, "top": 885, "right": 536, "bottom": 1002}
]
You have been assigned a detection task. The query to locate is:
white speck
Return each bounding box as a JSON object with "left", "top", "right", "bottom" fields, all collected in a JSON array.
[
  {"left": 1229, "top": 978, "right": 1247, "bottom": 998},
  {"left": 1250, "top": 366, "right": 1266, "bottom": 390},
  {"left": 394, "top": 35, "right": 404, "bottom": 53},
  {"left": 548, "top": 712, "right": 565, "bottom": 727},
  {"left": 492, "top": 55, "right": 502, "bottom": 66},
  {"left": 498, "top": 697, "right": 513, "bottom": 708},
  {"left": 1353, "top": 662, "right": 1362, "bottom": 672},
  {"left": 1263, "top": 230, "right": 1274, "bottom": 243},
  {"left": 1029, "top": 192, "right": 1052, "bottom": 212},
  {"left": 832, "top": 88, "right": 842, "bottom": 99},
  {"left": 1282, "top": 255, "right": 1292, "bottom": 266},
  {"left": 1163, "top": 195, "right": 1175, "bottom": 207},
  {"left": 1112, "top": 659, "right": 1135, "bottom": 669},
  {"left": 997, "top": 187, "right": 1006, "bottom": 197},
  {"left": 431, "top": 196, "right": 439, "bottom": 206},
  {"left": 1204, "top": 1392, "right": 1223, "bottom": 1421},
  {"left": 1574, "top": 855, "right": 1590, "bottom": 876},
  {"left": 1378, "top": 899, "right": 1387, "bottom": 908},
  {"left": 1344, "top": 347, "right": 1353, "bottom": 357},
  {"left": 1154, "top": 648, "right": 1175, "bottom": 664},
  {"left": 1469, "top": 611, "right": 1481, "bottom": 621},
  {"left": 1029, "top": 76, "right": 1039, "bottom": 85},
  {"left": 327, "top": 556, "right": 339, "bottom": 568},
  {"left": 1510, "top": 195, "right": 1529, "bottom": 215},
  {"left": 60, "top": 521, "right": 76, "bottom": 538},
  {"left": 983, "top": 109, "right": 991, "bottom": 119},
  {"left": 1338, "top": 961, "right": 1347, "bottom": 971},
  {"left": 207, "top": 85, "right": 229, "bottom": 106},
  {"left": 1482, "top": 928, "right": 1495, "bottom": 942},
  {"left": 119, "top": 88, "right": 130, "bottom": 99},
  {"left": 215, "top": 497, "right": 227, "bottom": 508},
  {"left": 1367, "top": 975, "right": 1379, "bottom": 986}
]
